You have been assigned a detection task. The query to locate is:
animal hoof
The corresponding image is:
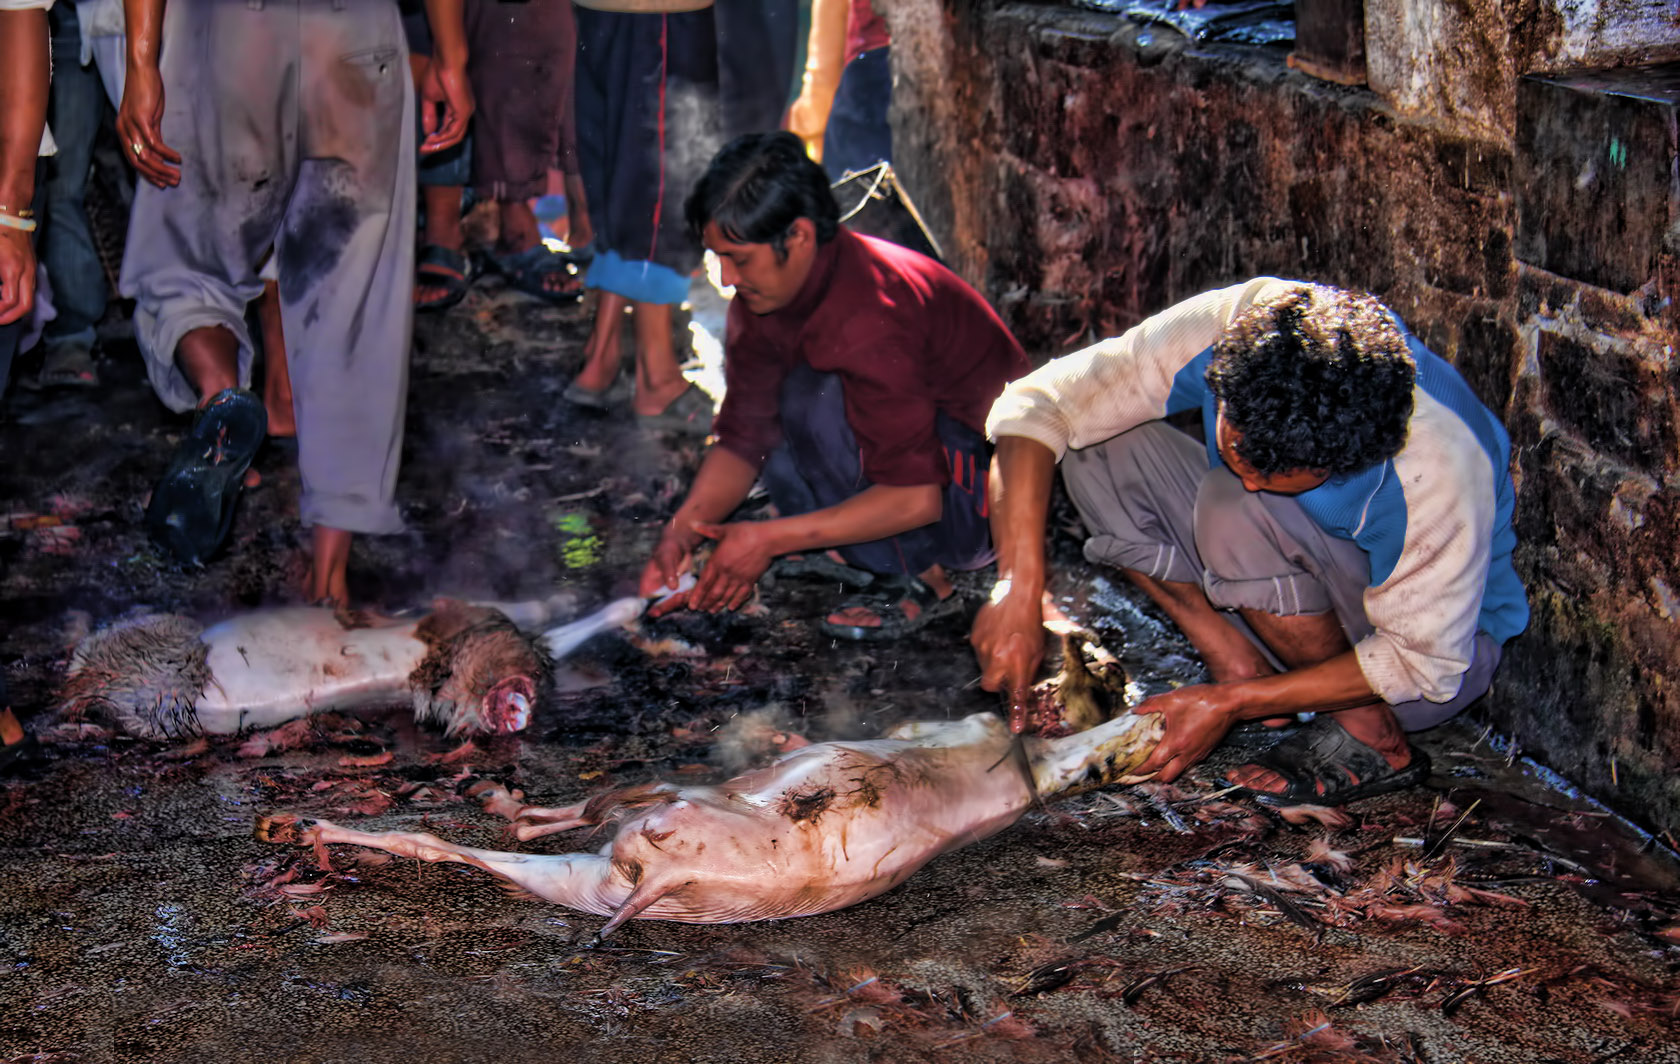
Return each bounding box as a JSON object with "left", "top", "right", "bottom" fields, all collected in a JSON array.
[{"left": 254, "top": 814, "right": 313, "bottom": 844}]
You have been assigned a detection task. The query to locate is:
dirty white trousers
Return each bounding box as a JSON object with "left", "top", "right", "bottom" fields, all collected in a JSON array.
[{"left": 120, "top": 0, "right": 415, "bottom": 535}]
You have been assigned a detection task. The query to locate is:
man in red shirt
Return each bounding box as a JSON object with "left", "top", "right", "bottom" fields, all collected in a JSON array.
[{"left": 639, "top": 131, "right": 1029, "bottom": 639}]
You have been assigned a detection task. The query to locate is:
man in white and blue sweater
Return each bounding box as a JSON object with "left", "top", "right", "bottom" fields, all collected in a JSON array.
[{"left": 973, "top": 278, "right": 1528, "bottom": 804}]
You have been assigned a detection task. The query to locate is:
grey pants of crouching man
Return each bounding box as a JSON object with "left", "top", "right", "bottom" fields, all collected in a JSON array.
[
  {"left": 1060, "top": 421, "right": 1501, "bottom": 732},
  {"left": 119, "top": 0, "right": 416, "bottom": 535}
]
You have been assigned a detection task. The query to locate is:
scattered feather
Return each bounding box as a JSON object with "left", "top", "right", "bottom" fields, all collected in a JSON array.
[
  {"left": 337, "top": 750, "right": 393, "bottom": 768},
  {"left": 1278, "top": 804, "right": 1353, "bottom": 830},
  {"left": 314, "top": 932, "right": 369, "bottom": 944}
]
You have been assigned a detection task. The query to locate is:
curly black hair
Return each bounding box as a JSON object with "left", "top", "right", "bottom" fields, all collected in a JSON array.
[
  {"left": 684, "top": 131, "right": 840, "bottom": 263},
  {"left": 1205, "top": 285, "right": 1416, "bottom": 476}
]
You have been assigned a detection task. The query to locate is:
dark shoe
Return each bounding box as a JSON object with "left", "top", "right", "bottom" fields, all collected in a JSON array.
[
  {"left": 818, "top": 574, "right": 964, "bottom": 642},
  {"left": 1223, "top": 716, "right": 1431, "bottom": 807},
  {"left": 635, "top": 383, "right": 715, "bottom": 436},
  {"left": 487, "top": 243, "right": 585, "bottom": 305},
  {"left": 557, "top": 239, "right": 595, "bottom": 268},
  {"left": 563, "top": 377, "right": 630, "bottom": 411},
  {"left": 145, "top": 388, "right": 267, "bottom": 565},
  {"left": 415, "top": 243, "right": 473, "bottom": 312},
  {"left": 25, "top": 340, "right": 100, "bottom": 390},
  {"left": 769, "top": 554, "right": 876, "bottom": 589}
]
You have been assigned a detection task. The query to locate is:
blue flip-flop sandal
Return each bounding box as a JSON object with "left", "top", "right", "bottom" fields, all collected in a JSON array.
[{"left": 487, "top": 244, "right": 586, "bottom": 305}]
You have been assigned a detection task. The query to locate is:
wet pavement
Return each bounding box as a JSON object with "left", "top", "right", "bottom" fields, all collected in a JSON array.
[{"left": 2, "top": 275, "right": 1679, "bottom": 1063}]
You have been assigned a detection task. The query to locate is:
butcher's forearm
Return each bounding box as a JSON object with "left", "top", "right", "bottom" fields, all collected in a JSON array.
[
  {"left": 987, "top": 436, "right": 1057, "bottom": 595},
  {"left": 0, "top": 10, "right": 48, "bottom": 209},
  {"left": 421, "top": 0, "right": 467, "bottom": 67},
  {"left": 761, "top": 482, "right": 942, "bottom": 557},
  {"left": 1223, "top": 651, "right": 1379, "bottom": 720}
]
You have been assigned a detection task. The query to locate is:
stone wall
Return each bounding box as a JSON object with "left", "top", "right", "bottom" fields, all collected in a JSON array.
[{"left": 883, "top": 0, "right": 1680, "bottom": 831}]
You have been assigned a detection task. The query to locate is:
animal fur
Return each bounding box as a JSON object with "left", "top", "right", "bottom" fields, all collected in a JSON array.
[
  {"left": 408, "top": 602, "right": 548, "bottom": 735},
  {"left": 60, "top": 614, "right": 212, "bottom": 739}
]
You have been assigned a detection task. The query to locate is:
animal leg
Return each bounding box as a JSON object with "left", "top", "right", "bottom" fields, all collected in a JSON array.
[
  {"left": 592, "top": 875, "right": 691, "bottom": 943},
  {"left": 1031, "top": 711, "right": 1166, "bottom": 796},
  {"left": 882, "top": 713, "right": 1009, "bottom": 748},
  {"left": 467, "top": 781, "right": 598, "bottom": 841},
  {"left": 470, "top": 593, "right": 582, "bottom": 632},
  {"left": 255, "top": 815, "right": 623, "bottom": 912}
]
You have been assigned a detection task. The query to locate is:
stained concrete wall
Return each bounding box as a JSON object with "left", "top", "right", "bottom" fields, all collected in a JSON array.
[
  {"left": 1366, "top": 0, "right": 1680, "bottom": 137},
  {"left": 882, "top": 0, "right": 1680, "bottom": 831}
]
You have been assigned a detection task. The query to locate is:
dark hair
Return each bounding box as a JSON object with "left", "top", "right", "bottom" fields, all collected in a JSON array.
[
  {"left": 684, "top": 131, "right": 840, "bottom": 262},
  {"left": 1206, "top": 284, "right": 1416, "bottom": 476}
]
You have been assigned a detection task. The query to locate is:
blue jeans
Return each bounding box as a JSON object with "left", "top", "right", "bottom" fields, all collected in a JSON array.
[{"left": 40, "top": 2, "right": 109, "bottom": 348}]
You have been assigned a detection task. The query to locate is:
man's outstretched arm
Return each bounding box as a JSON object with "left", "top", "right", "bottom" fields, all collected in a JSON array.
[
  {"left": 0, "top": 4, "right": 49, "bottom": 325},
  {"left": 640, "top": 446, "right": 763, "bottom": 609},
  {"left": 970, "top": 435, "right": 1058, "bottom": 704},
  {"left": 1128, "top": 651, "right": 1381, "bottom": 782}
]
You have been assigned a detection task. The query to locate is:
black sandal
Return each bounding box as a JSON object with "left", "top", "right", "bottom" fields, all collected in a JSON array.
[
  {"left": 1223, "top": 716, "right": 1431, "bottom": 806},
  {"left": 415, "top": 244, "right": 473, "bottom": 312},
  {"left": 769, "top": 554, "right": 876, "bottom": 589},
  {"left": 818, "top": 575, "right": 963, "bottom": 642},
  {"left": 145, "top": 388, "right": 267, "bottom": 565}
]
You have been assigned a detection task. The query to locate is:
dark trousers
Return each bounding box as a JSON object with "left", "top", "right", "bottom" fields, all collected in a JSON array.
[
  {"left": 822, "top": 45, "right": 892, "bottom": 182},
  {"left": 0, "top": 319, "right": 19, "bottom": 402},
  {"left": 761, "top": 365, "right": 994, "bottom": 578},
  {"left": 573, "top": 0, "right": 797, "bottom": 275}
]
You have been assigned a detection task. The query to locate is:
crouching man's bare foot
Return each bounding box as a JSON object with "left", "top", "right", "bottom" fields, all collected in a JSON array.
[{"left": 304, "top": 526, "right": 353, "bottom": 607}]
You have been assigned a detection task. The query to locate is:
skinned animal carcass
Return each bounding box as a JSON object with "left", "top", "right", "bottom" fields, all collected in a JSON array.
[
  {"left": 59, "top": 595, "right": 646, "bottom": 740},
  {"left": 257, "top": 638, "right": 1162, "bottom": 936}
]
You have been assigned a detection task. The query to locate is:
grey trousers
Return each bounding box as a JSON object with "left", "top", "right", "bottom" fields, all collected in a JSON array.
[
  {"left": 119, "top": 0, "right": 415, "bottom": 535},
  {"left": 1061, "top": 422, "right": 1500, "bottom": 732}
]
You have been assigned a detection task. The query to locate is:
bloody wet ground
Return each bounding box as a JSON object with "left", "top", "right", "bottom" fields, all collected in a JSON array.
[{"left": 2, "top": 276, "right": 1678, "bottom": 1063}]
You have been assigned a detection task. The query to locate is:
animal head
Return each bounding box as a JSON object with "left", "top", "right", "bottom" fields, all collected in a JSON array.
[
  {"left": 479, "top": 675, "right": 536, "bottom": 734},
  {"left": 411, "top": 602, "right": 545, "bottom": 737}
]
